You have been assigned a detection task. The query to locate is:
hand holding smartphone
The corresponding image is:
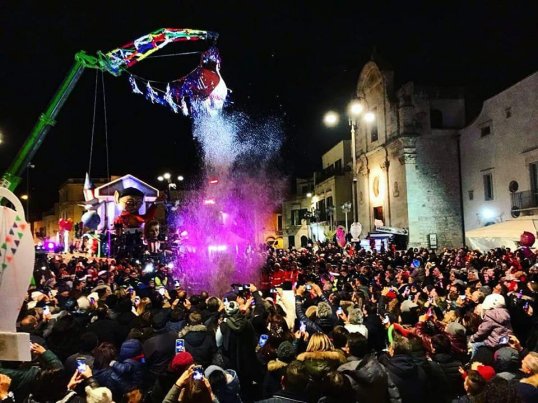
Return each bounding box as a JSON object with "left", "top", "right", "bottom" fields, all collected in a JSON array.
[
  {"left": 76, "top": 357, "right": 87, "bottom": 373},
  {"left": 192, "top": 365, "right": 204, "bottom": 380},
  {"left": 175, "top": 339, "right": 185, "bottom": 354}
]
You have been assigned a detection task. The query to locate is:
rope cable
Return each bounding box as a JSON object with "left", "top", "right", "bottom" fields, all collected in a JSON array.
[
  {"left": 88, "top": 70, "right": 99, "bottom": 176},
  {"left": 146, "top": 50, "right": 202, "bottom": 58},
  {"left": 101, "top": 71, "right": 110, "bottom": 181}
]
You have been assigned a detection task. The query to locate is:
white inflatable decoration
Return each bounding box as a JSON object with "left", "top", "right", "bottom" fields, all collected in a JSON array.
[
  {"left": 0, "top": 188, "right": 34, "bottom": 361},
  {"left": 350, "top": 222, "right": 362, "bottom": 242}
]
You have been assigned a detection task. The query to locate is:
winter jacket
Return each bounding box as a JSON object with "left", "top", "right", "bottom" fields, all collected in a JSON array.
[
  {"left": 364, "top": 315, "right": 387, "bottom": 352},
  {"left": 163, "top": 384, "right": 219, "bottom": 403},
  {"left": 143, "top": 328, "right": 177, "bottom": 377},
  {"left": 0, "top": 350, "right": 63, "bottom": 402},
  {"left": 296, "top": 350, "right": 347, "bottom": 379},
  {"left": 179, "top": 324, "right": 217, "bottom": 368},
  {"left": 469, "top": 307, "right": 513, "bottom": 348},
  {"left": 86, "top": 318, "right": 124, "bottom": 347},
  {"left": 64, "top": 352, "right": 95, "bottom": 374},
  {"left": 110, "top": 339, "right": 147, "bottom": 393},
  {"left": 212, "top": 368, "right": 242, "bottom": 403},
  {"left": 262, "top": 359, "right": 288, "bottom": 398},
  {"left": 93, "top": 366, "right": 124, "bottom": 401},
  {"left": 380, "top": 354, "right": 428, "bottom": 403},
  {"left": 428, "top": 353, "right": 464, "bottom": 402},
  {"left": 219, "top": 312, "right": 263, "bottom": 387},
  {"left": 296, "top": 349, "right": 346, "bottom": 402},
  {"left": 338, "top": 353, "right": 401, "bottom": 403}
]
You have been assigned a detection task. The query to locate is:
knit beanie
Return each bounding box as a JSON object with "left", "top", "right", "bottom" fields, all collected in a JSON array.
[
  {"left": 169, "top": 351, "right": 194, "bottom": 373},
  {"left": 476, "top": 365, "right": 496, "bottom": 381},
  {"left": 277, "top": 341, "right": 296, "bottom": 363}
]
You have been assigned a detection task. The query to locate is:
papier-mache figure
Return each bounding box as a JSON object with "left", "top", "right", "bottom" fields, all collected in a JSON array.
[{"left": 113, "top": 187, "right": 159, "bottom": 232}]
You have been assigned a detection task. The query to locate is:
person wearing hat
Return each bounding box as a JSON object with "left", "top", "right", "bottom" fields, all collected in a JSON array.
[
  {"left": 216, "top": 299, "right": 261, "bottom": 399},
  {"left": 469, "top": 294, "right": 513, "bottom": 357},
  {"left": 113, "top": 187, "right": 159, "bottom": 231},
  {"left": 178, "top": 312, "right": 217, "bottom": 368},
  {"left": 205, "top": 364, "right": 241, "bottom": 403},
  {"left": 262, "top": 341, "right": 296, "bottom": 398},
  {"left": 149, "top": 351, "right": 194, "bottom": 403}
]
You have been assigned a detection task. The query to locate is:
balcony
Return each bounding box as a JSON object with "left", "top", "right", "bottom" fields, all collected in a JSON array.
[
  {"left": 511, "top": 190, "right": 538, "bottom": 216},
  {"left": 314, "top": 166, "right": 350, "bottom": 184}
]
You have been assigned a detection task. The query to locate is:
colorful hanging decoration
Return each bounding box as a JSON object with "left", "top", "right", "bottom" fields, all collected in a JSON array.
[
  {"left": 335, "top": 225, "right": 347, "bottom": 248},
  {"left": 103, "top": 28, "right": 217, "bottom": 75},
  {"left": 127, "top": 46, "right": 227, "bottom": 117}
]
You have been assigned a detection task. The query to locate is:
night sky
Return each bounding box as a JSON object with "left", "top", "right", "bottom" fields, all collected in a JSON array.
[{"left": 1, "top": 1, "right": 537, "bottom": 219}]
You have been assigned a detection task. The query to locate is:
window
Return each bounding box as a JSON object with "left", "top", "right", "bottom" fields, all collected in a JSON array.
[
  {"left": 468, "top": 190, "right": 474, "bottom": 200},
  {"left": 430, "top": 109, "right": 443, "bottom": 128},
  {"left": 483, "top": 173, "right": 494, "bottom": 200},
  {"left": 370, "top": 107, "right": 378, "bottom": 142},
  {"left": 480, "top": 125, "right": 491, "bottom": 137},
  {"left": 277, "top": 215, "right": 282, "bottom": 231},
  {"left": 334, "top": 159, "right": 342, "bottom": 171},
  {"left": 326, "top": 196, "right": 333, "bottom": 207},
  {"left": 301, "top": 185, "right": 308, "bottom": 195}
]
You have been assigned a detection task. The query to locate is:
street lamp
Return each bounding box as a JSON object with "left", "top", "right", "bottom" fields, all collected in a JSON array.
[
  {"left": 324, "top": 98, "right": 375, "bottom": 224},
  {"left": 341, "top": 201, "right": 352, "bottom": 231}
]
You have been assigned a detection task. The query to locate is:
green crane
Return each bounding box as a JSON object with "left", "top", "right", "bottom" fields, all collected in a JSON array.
[{"left": 1, "top": 28, "right": 217, "bottom": 192}]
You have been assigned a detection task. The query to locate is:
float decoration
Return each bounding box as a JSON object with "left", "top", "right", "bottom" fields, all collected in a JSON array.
[{"left": 0, "top": 187, "right": 34, "bottom": 361}]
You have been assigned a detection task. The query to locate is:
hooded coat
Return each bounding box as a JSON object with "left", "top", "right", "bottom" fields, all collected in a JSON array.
[
  {"left": 296, "top": 349, "right": 347, "bottom": 401},
  {"left": 219, "top": 312, "right": 262, "bottom": 387},
  {"left": 469, "top": 307, "right": 513, "bottom": 347},
  {"left": 338, "top": 354, "right": 401, "bottom": 403},
  {"left": 262, "top": 359, "right": 289, "bottom": 398},
  {"left": 179, "top": 324, "right": 217, "bottom": 368},
  {"left": 110, "top": 339, "right": 147, "bottom": 393},
  {"left": 428, "top": 353, "right": 464, "bottom": 402}
]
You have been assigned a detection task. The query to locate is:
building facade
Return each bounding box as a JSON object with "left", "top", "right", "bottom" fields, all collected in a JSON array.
[
  {"left": 353, "top": 60, "right": 465, "bottom": 247},
  {"left": 460, "top": 72, "right": 538, "bottom": 231},
  {"left": 282, "top": 178, "right": 313, "bottom": 248}
]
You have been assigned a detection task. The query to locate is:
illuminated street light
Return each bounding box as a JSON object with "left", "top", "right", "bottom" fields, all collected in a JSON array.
[
  {"left": 163, "top": 172, "right": 171, "bottom": 180},
  {"left": 348, "top": 100, "right": 364, "bottom": 116},
  {"left": 364, "top": 111, "right": 376, "bottom": 123},
  {"left": 157, "top": 176, "right": 164, "bottom": 182},
  {"left": 306, "top": 192, "right": 313, "bottom": 198},
  {"left": 323, "top": 111, "right": 339, "bottom": 127},
  {"left": 20, "top": 194, "right": 29, "bottom": 200},
  {"left": 177, "top": 175, "right": 184, "bottom": 181}
]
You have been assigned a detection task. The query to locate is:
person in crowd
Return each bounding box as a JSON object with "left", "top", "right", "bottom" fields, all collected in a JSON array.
[
  {"left": 149, "top": 351, "right": 194, "bottom": 403},
  {"left": 257, "top": 360, "right": 310, "bottom": 403},
  {"left": 379, "top": 335, "right": 428, "bottom": 403},
  {"left": 262, "top": 341, "right": 296, "bottom": 398},
  {"left": 296, "top": 332, "right": 346, "bottom": 401},
  {"left": 455, "top": 369, "right": 487, "bottom": 402},
  {"left": 469, "top": 294, "right": 513, "bottom": 357},
  {"left": 110, "top": 338, "right": 147, "bottom": 393},
  {"left": 91, "top": 342, "right": 124, "bottom": 400},
  {"left": 143, "top": 310, "right": 177, "bottom": 380},
  {"left": 517, "top": 351, "right": 538, "bottom": 402},
  {"left": 64, "top": 331, "right": 98, "bottom": 373},
  {"left": 217, "top": 299, "right": 261, "bottom": 398},
  {"left": 0, "top": 343, "right": 63, "bottom": 402},
  {"left": 338, "top": 332, "right": 400, "bottom": 403},
  {"left": 179, "top": 311, "right": 217, "bottom": 368},
  {"left": 163, "top": 364, "right": 218, "bottom": 403},
  {"left": 205, "top": 364, "right": 242, "bottom": 403}
]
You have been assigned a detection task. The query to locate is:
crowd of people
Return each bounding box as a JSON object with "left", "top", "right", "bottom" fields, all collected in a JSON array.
[{"left": 0, "top": 242, "right": 537, "bottom": 403}]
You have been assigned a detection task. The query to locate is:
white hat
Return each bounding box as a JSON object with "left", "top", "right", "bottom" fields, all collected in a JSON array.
[
  {"left": 85, "top": 386, "right": 113, "bottom": 403},
  {"left": 482, "top": 294, "right": 506, "bottom": 310}
]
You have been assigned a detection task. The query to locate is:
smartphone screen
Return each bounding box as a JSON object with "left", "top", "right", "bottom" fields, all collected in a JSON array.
[
  {"left": 337, "top": 307, "right": 343, "bottom": 315},
  {"left": 300, "top": 321, "right": 306, "bottom": 332},
  {"left": 43, "top": 305, "right": 50, "bottom": 315},
  {"left": 76, "top": 358, "right": 87, "bottom": 372},
  {"left": 175, "top": 339, "right": 185, "bottom": 354},
  {"left": 258, "top": 334, "right": 269, "bottom": 348},
  {"left": 192, "top": 365, "right": 204, "bottom": 380}
]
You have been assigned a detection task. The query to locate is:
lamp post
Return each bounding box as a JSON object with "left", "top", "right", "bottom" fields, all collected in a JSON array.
[
  {"left": 341, "top": 201, "right": 352, "bottom": 232},
  {"left": 324, "top": 99, "right": 375, "bottom": 225},
  {"left": 157, "top": 172, "right": 184, "bottom": 201},
  {"left": 327, "top": 205, "right": 335, "bottom": 230}
]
